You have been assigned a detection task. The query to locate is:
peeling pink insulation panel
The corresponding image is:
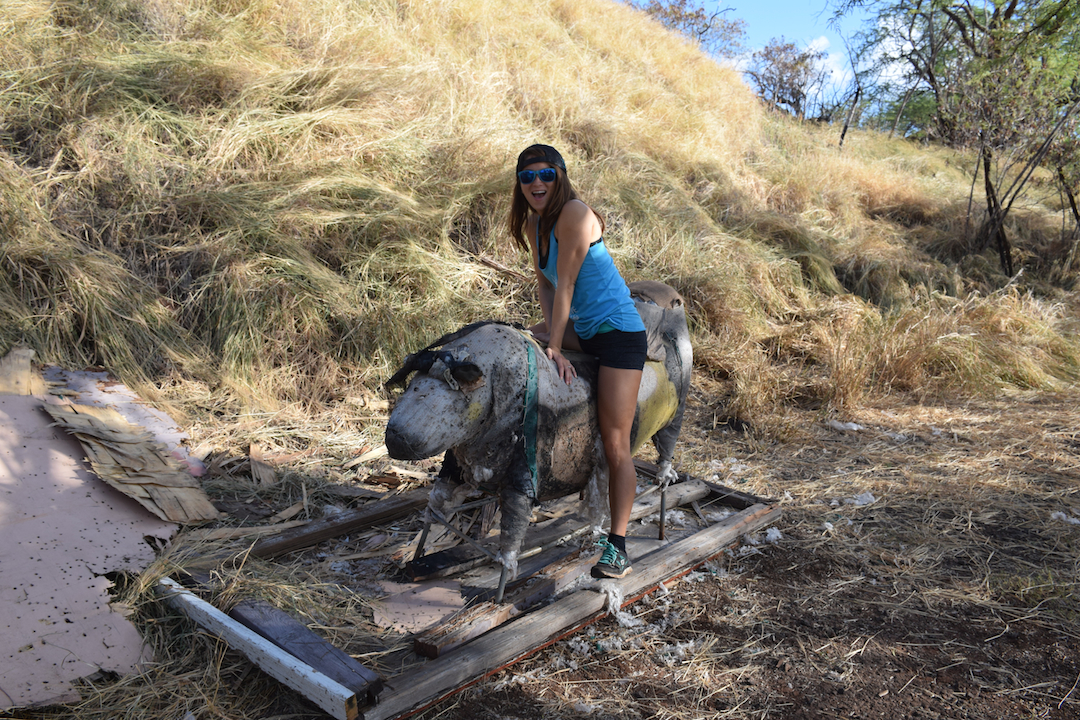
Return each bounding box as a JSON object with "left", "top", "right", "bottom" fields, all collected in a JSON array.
[{"left": 0, "top": 395, "right": 176, "bottom": 710}]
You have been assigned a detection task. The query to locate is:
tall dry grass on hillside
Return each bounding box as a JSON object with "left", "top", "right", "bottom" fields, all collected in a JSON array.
[{"left": 1, "top": 0, "right": 1078, "bottom": 431}]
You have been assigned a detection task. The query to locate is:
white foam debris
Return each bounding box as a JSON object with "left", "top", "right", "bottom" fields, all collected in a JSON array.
[
  {"left": 709, "top": 457, "right": 749, "bottom": 476},
  {"left": 493, "top": 668, "right": 544, "bottom": 690},
  {"left": 766, "top": 527, "right": 783, "bottom": 544},
  {"left": 704, "top": 508, "right": 735, "bottom": 523},
  {"left": 827, "top": 420, "right": 864, "bottom": 432},
  {"left": 655, "top": 640, "right": 698, "bottom": 667},
  {"left": 566, "top": 637, "right": 593, "bottom": 657},
  {"left": 845, "top": 491, "right": 877, "bottom": 506},
  {"left": 1051, "top": 511, "right": 1080, "bottom": 525},
  {"left": 599, "top": 583, "right": 642, "bottom": 628}
]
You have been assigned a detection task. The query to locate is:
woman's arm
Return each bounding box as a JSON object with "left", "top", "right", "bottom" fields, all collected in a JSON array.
[
  {"left": 545, "top": 200, "right": 600, "bottom": 383},
  {"left": 527, "top": 217, "right": 554, "bottom": 335}
]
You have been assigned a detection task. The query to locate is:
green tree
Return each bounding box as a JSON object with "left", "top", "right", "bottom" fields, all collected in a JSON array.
[
  {"left": 744, "top": 37, "right": 831, "bottom": 119},
  {"left": 833, "top": 0, "right": 1080, "bottom": 275}
]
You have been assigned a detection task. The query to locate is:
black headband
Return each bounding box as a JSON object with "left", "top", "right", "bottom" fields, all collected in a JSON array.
[{"left": 516, "top": 144, "right": 566, "bottom": 173}]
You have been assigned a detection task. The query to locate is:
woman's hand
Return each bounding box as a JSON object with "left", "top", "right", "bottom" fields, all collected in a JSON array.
[{"left": 546, "top": 346, "right": 577, "bottom": 385}]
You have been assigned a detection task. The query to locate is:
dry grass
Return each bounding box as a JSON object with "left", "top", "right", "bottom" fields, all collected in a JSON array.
[{"left": 4, "top": 0, "right": 1076, "bottom": 415}]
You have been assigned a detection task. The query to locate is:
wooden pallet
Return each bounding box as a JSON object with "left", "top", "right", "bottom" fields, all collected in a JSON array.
[
  {"left": 363, "top": 498, "right": 780, "bottom": 720},
  {"left": 163, "top": 469, "right": 780, "bottom": 720}
]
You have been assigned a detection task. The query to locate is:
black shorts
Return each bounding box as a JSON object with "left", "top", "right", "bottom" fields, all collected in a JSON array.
[{"left": 578, "top": 329, "right": 648, "bottom": 371}]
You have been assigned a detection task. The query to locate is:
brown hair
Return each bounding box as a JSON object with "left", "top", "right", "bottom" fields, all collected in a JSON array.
[{"left": 506, "top": 146, "right": 604, "bottom": 254}]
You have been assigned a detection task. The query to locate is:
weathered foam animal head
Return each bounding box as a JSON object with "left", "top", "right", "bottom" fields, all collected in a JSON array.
[{"left": 384, "top": 336, "right": 495, "bottom": 461}]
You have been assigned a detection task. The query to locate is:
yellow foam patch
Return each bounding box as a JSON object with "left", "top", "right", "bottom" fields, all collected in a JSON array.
[{"left": 630, "top": 360, "right": 678, "bottom": 454}]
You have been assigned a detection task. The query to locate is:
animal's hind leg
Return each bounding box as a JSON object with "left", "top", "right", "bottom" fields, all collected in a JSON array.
[{"left": 652, "top": 420, "right": 682, "bottom": 487}]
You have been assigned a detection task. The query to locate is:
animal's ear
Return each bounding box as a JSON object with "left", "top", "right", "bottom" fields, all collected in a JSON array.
[
  {"left": 450, "top": 363, "right": 484, "bottom": 392},
  {"left": 385, "top": 351, "right": 437, "bottom": 390}
]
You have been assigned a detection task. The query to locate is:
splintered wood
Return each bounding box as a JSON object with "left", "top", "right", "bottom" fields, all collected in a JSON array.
[
  {"left": 0, "top": 346, "right": 46, "bottom": 395},
  {"left": 43, "top": 403, "right": 220, "bottom": 523}
]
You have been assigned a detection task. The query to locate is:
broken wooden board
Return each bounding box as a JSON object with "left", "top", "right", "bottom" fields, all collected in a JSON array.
[
  {"left": 0, "top": 395, "right": 176, "bottom": 710},
  {"left": 459, "top": 544, "right": 583, "bottom": 604},
  {"left": 414, "top": 548, "right": 594, "bottom": 658},
  {"left": 229, "top": 599, "right": 383, "bottom": 705},
  {"left": 634, "top": 459, "right": 769, "bottom": 509},
  {"left": 43, "top": 403, "right": 220, "bottom": 523},
  {"left": 406, "top": 479, "right": 712, "bottom": 581},
  {"left": 0, "top": 346, "right": 46, "bottom": 395},
  {"left": 181, "top": 520, "right": 310, "bottom": 543},
  {"left": 414, "top": 481, "right": 765, "bottom": 655},
  {"left": 157, "top": 578, "right": 362, "bottom": 720},
  {"left": 250, "top": 489, "right": 429, "bottom": 559},
  {"left": 361, "top": 502, "right": 782, "bottom": 720},
  {"left": 413, "top": 601, "right": 518, "bottom": 659}
]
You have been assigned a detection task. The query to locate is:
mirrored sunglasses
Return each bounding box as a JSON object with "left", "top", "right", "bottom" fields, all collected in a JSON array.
[{"left": 517, "top": 168, "right": 557, "bottom": 184}]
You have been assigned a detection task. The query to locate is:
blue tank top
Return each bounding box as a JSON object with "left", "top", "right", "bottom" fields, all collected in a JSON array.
[{"left": 535, "top": 228, "right": 645, "bottom": 339}]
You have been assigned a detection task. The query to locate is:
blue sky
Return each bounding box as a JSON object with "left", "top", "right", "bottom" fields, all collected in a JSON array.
[
  {"left": 710, "top": 1, "right": 874, "bottom": 89},
  {"left": 720, "top": 0, "right": 861, "bottom": 52}
]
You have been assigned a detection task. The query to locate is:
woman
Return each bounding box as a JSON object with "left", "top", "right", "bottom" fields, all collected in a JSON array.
[{"left": 507, "top": 144, "right": 647, "bottom": 579}]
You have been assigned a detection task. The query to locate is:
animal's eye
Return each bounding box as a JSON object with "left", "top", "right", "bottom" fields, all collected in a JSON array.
[{"left": 451, "top": 363, "right": 482, "bottom": 385}]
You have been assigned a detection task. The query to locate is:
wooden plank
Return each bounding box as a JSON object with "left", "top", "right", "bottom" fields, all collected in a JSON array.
[
  {"left": 407, "top": 480, "right": 711, "bottom": 581},
  {"left": 362, "top": 503, "right": 782, "bottom": 720},
  {"left": 458, "top": 544, "right": 582, "bottom": 604},
  {"left": 418, "top": 548, "right": 594, "bottom": 657},
  {"left": 181, "top": 520, "right": 309, "bottom": 543},
  {"left": 0, "top": 346, "right": 43, "bottom": 395},
  {"left": 499, "top": 548, "right": 594, "bottom": 610},
  {"left": 413, "top": 601, "right": 518, "bottom": 659},
  {"left": 633, "top": 459, "right": 770, "bottom": 510},
  {"left": 250, "top": 489, "right": 429, "bottom": 559},
  {"left": 172, "top": 571, "right": 384, "bottom": 704},
  {"left": 702, "top": 479, "right": 772, "bottom": 510},
  {"left": 156, "top": 577, "right": 360, "bottom": 720},
  {"left": 229, "top": 599, "right": 383, "bottom": 705}
]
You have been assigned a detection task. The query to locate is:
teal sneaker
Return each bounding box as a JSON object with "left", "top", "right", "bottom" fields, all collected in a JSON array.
[{"left": 591, "top": 538, "right": 632, "bottom": 579}]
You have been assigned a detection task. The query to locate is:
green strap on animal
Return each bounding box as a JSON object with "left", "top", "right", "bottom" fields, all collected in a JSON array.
[{"left": 523, "top": 335, "right": 540, "bottom": 500}]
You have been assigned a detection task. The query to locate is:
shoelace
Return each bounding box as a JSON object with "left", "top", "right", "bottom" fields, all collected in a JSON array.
[{"left": 597, "top": 540, "right": 621, "bottom": 565}]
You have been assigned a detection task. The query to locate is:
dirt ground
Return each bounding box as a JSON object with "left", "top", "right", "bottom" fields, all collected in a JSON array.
[
  {"left": 403, "top": 388, "right": 1080, "bottom": 720},
  {"left": 6, "top": 385, "right": 1078, "bottom": 720}
]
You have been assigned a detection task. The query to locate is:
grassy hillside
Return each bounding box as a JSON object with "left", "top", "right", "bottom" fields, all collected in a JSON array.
[{"left": 2, "top": 0, "right": 1078, "bottom": 434}]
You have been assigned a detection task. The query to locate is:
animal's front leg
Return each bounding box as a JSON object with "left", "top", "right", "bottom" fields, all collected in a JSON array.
[
  {"left": 496, "top": 488, "right": 533, "bottom": 581},
  {"left": 424, "top": 450, "right": 464, "bottom": 520}
]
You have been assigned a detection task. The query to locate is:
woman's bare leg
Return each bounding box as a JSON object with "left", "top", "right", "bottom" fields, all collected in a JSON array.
[
  {"left": 528, "top": 320, "right": 583, "bottom": 352},
  {"left": 596, "top": 366, "right": 642, "bottom": 536}
]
